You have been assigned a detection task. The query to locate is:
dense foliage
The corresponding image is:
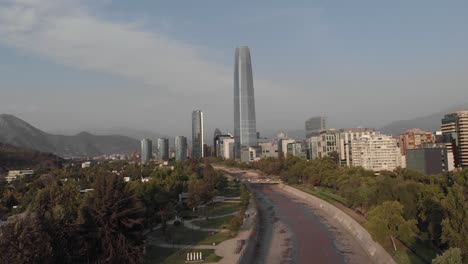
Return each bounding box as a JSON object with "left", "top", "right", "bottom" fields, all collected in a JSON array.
[{"left": 0, "top": 159, "right": 229, "bottom": 263}]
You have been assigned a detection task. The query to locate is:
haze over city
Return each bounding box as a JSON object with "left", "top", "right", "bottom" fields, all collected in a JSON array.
[{"left": 1, "top": 0, "right": 468, "bottom": 136}]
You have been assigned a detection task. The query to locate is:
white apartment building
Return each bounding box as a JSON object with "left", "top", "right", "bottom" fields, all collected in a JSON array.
[
  {"left": 6, "top": 170, "right": 34, "bottom": 183},
  {"left": 338, "top": 128, "right": 377, "bottom": 166},
  {"left": 351, "top": 134, "right": 402, "bottom": 172}
]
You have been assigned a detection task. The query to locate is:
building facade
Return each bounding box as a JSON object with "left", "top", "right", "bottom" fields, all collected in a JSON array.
[
  {"left": 287, "top": 142, "right": 309, "bottom": 159},
  {"left": 175, "top": 136, "right": 187, "bottom": 161},
  {"left": 399, "top": 129, "right": 435, "bottom": 155},
  {"left": 234, "top": 46, "right": 257, "bottom": 161},
  {"left": 214, "top": 133, "right": 234, "bottom": 158},
  {"left": 338, "top": 128, "right": 377, "bottom": 166},
  {"left": 406, "top": 143, "right": 448, "bottom": 175},
  {"left": 140, "top": 139, "right": 152, "bottom": 163},
  {"left": 259, "top": 142, "right": 278, "bottom": 158},
  {"left": 308, "top": 130, "right": 339, "bottom": 159},
  {"left": 441, "top": 111, "right": 468, "bottom": 169},
  {"left": 305, "top": 116, "right": 327, "bottom": 138},
  {"left": 192, "top": 110, "right": 204, "bottom": 158},
  {"left": 157, "top": 138, "right": 169, "bottom": 161},
  {"left": 351, "top": 134, "right": 402, "bottom": 172},
  {"left": 278, "top": 138, "right": 295, "bottom": 157}
]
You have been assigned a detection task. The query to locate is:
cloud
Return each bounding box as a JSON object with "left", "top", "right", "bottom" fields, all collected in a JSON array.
[{"left": 0, "top": 0, "right": 232, "bottom": 97}]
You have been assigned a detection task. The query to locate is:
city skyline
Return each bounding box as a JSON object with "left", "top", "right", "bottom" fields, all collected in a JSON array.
[{"left": 1, "top": 1, "right": 468, "bottom": 137}]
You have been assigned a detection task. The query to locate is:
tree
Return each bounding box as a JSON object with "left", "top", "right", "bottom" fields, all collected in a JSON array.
[
  {"left": 0, "top": 214, "right": 53, "bottom": 264},
  {"left": 366, "top": 201, "right": 418, "bottom": 250},
  {"left": 78, "top": 174, "right": 145, "bottom": 264},
  {"left": 441, "top": 183, "right": 468, "bottom": 257},
  {"left": 432, "top": 248, "right": 463, "bottom": 264}
]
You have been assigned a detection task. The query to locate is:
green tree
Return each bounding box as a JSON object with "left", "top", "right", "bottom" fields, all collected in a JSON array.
[
  {"left": 78, "top": 174, "right": 145, "bottom": 264},
  {"left": 432, "top": 247, "right": 463, "bottom": 264},
  {"left": 366, "top": 201, "right": 418, "bottom": 250},
  {"left": 0, "top": 214, "right": 53, "bottom": 264},
  {"left": 441, "top": 183, "right": 468, "bottom": 257}
]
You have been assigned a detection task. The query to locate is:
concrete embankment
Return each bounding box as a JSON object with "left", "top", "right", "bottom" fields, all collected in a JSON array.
[{"left": 278, "top": 183, "right": 396, "bottom": 264}]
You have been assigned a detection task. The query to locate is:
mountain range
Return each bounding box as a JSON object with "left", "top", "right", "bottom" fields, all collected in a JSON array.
[
  {"left": 379, "top": 103, "right": 468, "bottom": 136},
  {"left": 0, "top": 114, "right": 140, "bottom": 158}
]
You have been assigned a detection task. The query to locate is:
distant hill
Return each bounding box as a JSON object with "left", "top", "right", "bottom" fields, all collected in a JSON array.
[
  {"left": 0, "top": 114, "right": 140, "bottom": 157},
  {"left": 0, "top": 143, "right": 63, "bottom": 170},
  {"left": 379, "top": 103, "right": 468, "bottom": 136}
]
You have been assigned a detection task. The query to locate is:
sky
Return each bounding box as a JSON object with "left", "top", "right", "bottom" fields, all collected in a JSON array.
[{"left": 1, "top": 0, "right": 468, "bottom": 138}]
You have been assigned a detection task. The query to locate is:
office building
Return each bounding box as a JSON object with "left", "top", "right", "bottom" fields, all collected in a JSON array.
[
  {"left": 278, "top": 138, "right": 296, "bottom": 157},
  {"left": 157, "top": 138, "right": 169, "bottom": 161},
  {"left": 140, "top": 139, "right": 152, "bottom": 163},
  {"left": 406, "top": 143, "right": 448, "bottom": 175},
  {"left": 351, "top": 134, "right": 402, "bottom": 172},
  {"left": 308, "top": 130, "right": 339, "bottom": 159},
  {"left": 287, "top": 142, "right": 309, "bottom": 159},
  {"left": 259, "top": 142, "right": 279, "bottom": 158},
  {"left": 441, "top": 111, "right": 468, "bottom": 169},
  {"left": 175, "top": 136, "right": 187, "bottom": 161},
  {"left": 399, "top": 129, "right": 435, "bottom": 155},
  {"left": 214, "top": 133, "right": 234, "bottom": 158},
  {"left": 192, "top": 110, "right": 204, "bottom": 158},
  {"left": 305, "top": 116, "right": 327, "bottom": 138},
  {"left": 234, "top": 46, "right": 257, "bottom": 161}
]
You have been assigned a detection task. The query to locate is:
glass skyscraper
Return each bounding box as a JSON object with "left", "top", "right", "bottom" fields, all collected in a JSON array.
[
  {"left": 234, "top": 46, "right": 257, "bottom": 160},
  {"left": 192, "top": 110, "right": 204, "bottom": 158},
  {"left": 175, "top": 136, "right": 187, "bottom": 161},
  {"left": 157, "top": 138, "right": 169, "bottom": 161},
  {"left": 140, "top": 139, "right": 152, "bottom": 163}
]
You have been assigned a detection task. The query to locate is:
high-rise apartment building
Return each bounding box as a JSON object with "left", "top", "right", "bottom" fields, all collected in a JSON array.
[
  {"left": 192, "top": 110, "right": 204, "bottom": 158},
  {"left": 140, "top": 139, "right": 152, "bottom": 163},
  {"left": 351, "top": 134, "right": 402, "bottom": 172},
  {"left": 175, "top": 136, "right": 187, "bottom": 161},
  {"left": 441, "top": 111, "right": 468, "bottom": 169},
  {"left": 399, "top": 129, "right": 435, "bottom": 156},
  {"left": 305, "top": 116, "right": 327, "bottom": 138},
  {"left": 234, "top": 46, "right": 257, "bottom": 161},
  {"left": 157, "top": 138, "right": 169, "bottom": 161},
  {"left": 338, "top": 128, "right": 377, "bottom": 166}
]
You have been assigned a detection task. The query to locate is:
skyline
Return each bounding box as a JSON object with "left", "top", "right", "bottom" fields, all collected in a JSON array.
[{"left": 1, "top": 0, "right": 468, "bottom": 137}]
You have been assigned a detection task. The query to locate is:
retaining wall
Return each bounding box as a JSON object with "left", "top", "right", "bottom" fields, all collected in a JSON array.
[
  {"left": 278, "top": 183, "right": 396, "bottom": 264},
  {"left": 237, "top": 185, "right": 261, "bottom": 264}
]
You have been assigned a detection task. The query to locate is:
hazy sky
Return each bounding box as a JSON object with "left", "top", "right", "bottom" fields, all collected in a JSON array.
[{"left": 1, "top": 0, "right": 468, "bottom": 138}]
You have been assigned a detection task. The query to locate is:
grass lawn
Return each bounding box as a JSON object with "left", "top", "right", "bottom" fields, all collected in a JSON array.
[
  {"left": 204, "top": 202, "right": 239, "bottom": 216},
  {"left": 148, "top": 225, "right": 233, "bottom": 246},
  {"left": 191, "top": 215, "right": 235, "bottom": 229},
  {"left": 295, "top": 185, "right": 347, "bottom": 205},
  {"left": 145, "top": 246, "right": 222, "bottom": 264}
]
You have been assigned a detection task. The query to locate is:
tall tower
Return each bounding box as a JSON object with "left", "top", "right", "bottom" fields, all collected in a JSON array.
[
  {"left": 192, "top": 110, "right": 204, "bottom": 158},
  {"left": 140, "top": 139, "right": 152, "bottom": 163},
  {"left": 234, "top": 46, "right": 257, "bottom": 160},
  {"left": 175, "top": 136, "right": 187, "bottom": 161},
  {"left": 157, "top": 138, "right": 169, "bottom": 161}
]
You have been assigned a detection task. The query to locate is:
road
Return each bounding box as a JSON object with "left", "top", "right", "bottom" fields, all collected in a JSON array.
[{"left": 216, "top": 166, "right": 375, "bottom": 264}]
